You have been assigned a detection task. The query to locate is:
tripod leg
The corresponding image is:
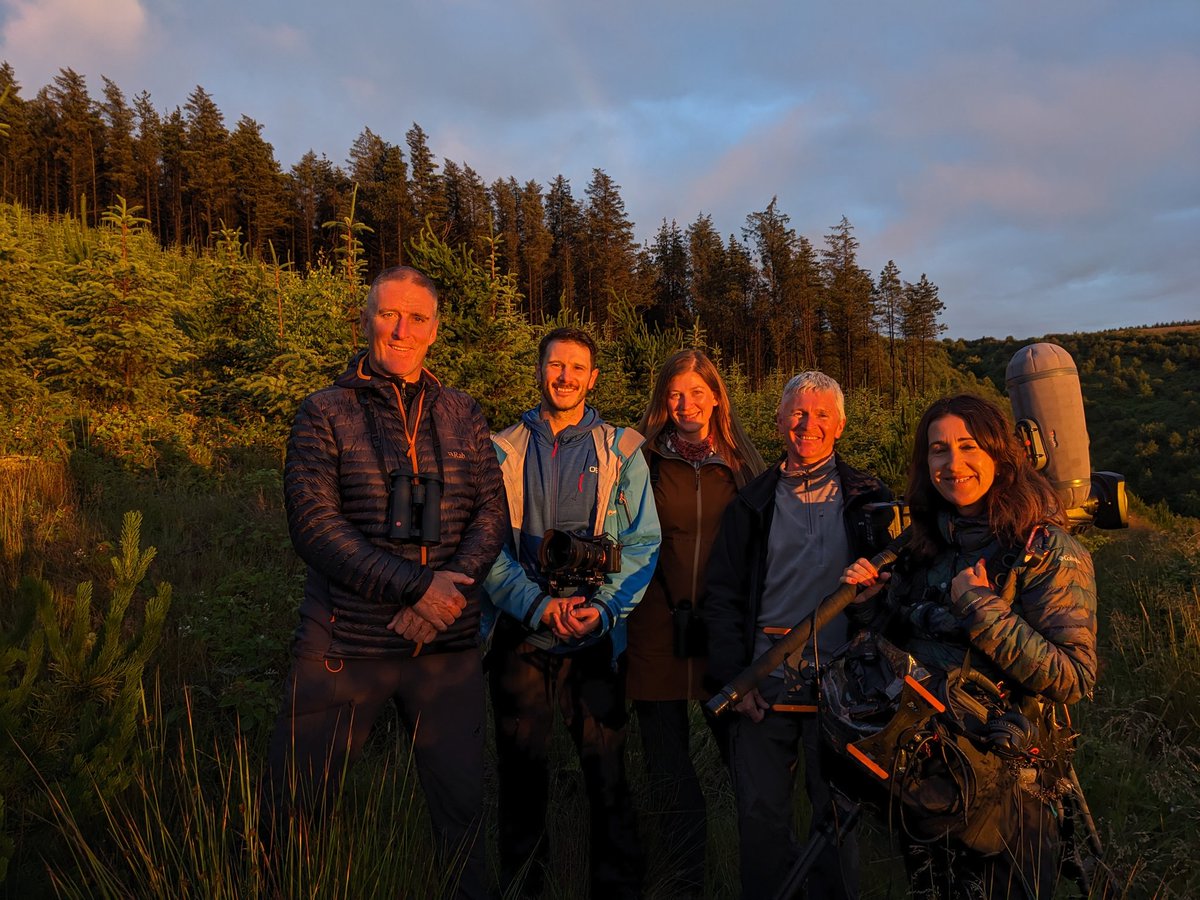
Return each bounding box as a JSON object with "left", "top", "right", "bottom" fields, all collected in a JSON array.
[{"left": 773, "top": 793, "right": 862, "bottom": 900}]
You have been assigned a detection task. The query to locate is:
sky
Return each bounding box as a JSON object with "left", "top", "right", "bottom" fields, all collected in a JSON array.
[{"left": 1, "top": 0, "right": 1197, "bottom": 339}]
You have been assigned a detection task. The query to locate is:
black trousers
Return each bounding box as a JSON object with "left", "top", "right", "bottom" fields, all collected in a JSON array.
[
  {"left": 263, "top": 614, "right": 488, "bottom": 900},
  {"left": 632, "top": 699, "right": 727, "bottom": 897},
  {"left": 489, "top": 619, "right": 644, "bottom": 898},
  {"left": 728, "top": 678, "right": 859, "bottom": 900}
]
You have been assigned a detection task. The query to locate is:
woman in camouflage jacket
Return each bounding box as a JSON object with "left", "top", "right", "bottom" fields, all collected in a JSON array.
[{"left": 842, "top": 394, "right": 1097, "bottom": 900}]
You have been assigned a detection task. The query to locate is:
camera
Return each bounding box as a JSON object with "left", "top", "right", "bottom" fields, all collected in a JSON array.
[
  {"left": 539, "top": 529, "right": 621, "bottom": 595},
  {"left": 388, "top": 470, "right": 443, "bottom": 545},
  {"left": 855, "top": 501, "right": 910, "bottom": 556}
]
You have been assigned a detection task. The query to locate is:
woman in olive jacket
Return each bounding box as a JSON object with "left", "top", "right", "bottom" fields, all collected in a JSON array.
[{"left": 626, "top": 350, "right": 765, "bottom": 896}]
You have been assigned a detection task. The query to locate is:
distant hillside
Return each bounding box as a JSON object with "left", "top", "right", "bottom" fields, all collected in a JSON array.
[{"left": 946, "top": 327, "right": 1200, "bottom": 517}]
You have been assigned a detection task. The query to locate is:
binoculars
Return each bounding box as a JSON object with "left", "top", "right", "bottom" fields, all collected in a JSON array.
[{"left": 388, "top": 470, "right": 443, "bottom": 546}]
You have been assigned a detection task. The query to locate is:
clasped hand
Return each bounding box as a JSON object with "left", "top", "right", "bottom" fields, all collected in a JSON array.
[
  {"left": 388, "top": 570, "right": 474, "bottom": 643},
  {"left": 541, "top": 596, "right": 602, "bottom": 640}
]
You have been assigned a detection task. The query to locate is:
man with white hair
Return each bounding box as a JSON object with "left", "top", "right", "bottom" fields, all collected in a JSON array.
[{"left": 704, "top": 371, "right": 892, "bottom": 900}]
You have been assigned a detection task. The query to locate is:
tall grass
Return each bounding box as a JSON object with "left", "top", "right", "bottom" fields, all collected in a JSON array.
[
  {"left": 0, "top": 457, "right": 81, "bottom": 588},
  {"left": 42, "top": 690, "right": 456, "bottom": 899},
  {"left": 6, "top": 442, "right": 1200, "bottom": 897}
]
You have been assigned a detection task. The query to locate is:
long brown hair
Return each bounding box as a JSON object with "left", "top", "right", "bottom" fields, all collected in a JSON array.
[
  {"left": 906, "top": 394, "right": 1064, "bottom": 559},
  {"left": 637, "top": 350, "right": 766, "bottom": 488}
]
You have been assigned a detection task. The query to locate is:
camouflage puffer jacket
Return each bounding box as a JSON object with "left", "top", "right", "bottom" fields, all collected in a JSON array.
[{"left": 851, "top": 513, "right": 1097, "bottom": 705}]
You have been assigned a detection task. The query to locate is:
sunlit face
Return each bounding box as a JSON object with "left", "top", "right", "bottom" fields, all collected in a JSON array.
[
  {"left": 361, "top": 278, "right": 439, "bottom": 382},
  {"left": 666, "top": 371, "right": 718, "bottom": 441},
  {"left": 777, "top": 388, "right": 845, "bottom": 468},
  {"left": 927, "top": 414, "right": 997, "bottom": 516},
  {"left": 538, "top": 339, "right": 599, "bottom": 416}
]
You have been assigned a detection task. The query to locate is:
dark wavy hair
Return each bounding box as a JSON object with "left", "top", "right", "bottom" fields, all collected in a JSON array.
[
  {"left": 905, "top": 394, "right": 1064, "bottom": 560},
  {"left": 636, "top": 350, "right": 765, "bottom": 488}
]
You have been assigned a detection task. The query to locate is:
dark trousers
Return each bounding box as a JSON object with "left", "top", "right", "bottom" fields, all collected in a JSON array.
[
  {"left": 489, "top": 620, "right": 643, "bottom": 898},
  {"left": 633, "top": 699, "right": 724, "bottom": 898},
  {"left": 263, "top": 615, "right": 487, "bottom": 900},
  {"left": 728, "top": 680, "right": 859, "bottom": 900}
]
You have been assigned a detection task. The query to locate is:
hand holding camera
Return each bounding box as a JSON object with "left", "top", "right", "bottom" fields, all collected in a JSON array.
[{"left": 541, "top": 596, "right": 603, "bottom": 639}]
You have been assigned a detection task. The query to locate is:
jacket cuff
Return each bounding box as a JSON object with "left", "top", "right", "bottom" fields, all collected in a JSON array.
[
  {"left": 404, "top": 568, "right": 436, "bottom": 606},
  {"left": 525, "top": 592, "right": 551, "bottom": 629},
  {"left": 951, "top": 586, "right": 994, "bottom": 620}
]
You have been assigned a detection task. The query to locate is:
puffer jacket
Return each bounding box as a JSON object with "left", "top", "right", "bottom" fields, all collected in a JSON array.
[
  {"left": 284, "top": 351, "right": 507, "bottom": 658},
  {"left": 851, "top": 514, "right": 1098, "bottom": 705}
]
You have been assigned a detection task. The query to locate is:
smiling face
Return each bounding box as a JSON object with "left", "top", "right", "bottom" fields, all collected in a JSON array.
[
  {"left": 666, "top": 371, "right": 717, "bottom": 441},
  {"left": 777, "top": 388, "right": 845, "bottom": 468},
  {"left": 361, "top": 277, "right": 439, "bottom": 382},
  {"left": 926, "top": 414, "right": 997, "bottom": 516},
  {"left": 538, "top": 338, "right": 599, "bottom": 421}
]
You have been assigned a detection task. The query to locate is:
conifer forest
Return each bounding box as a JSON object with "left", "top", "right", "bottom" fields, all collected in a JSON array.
[{"left": 1, "top": 65, "right": 1198, "bottom": 898}]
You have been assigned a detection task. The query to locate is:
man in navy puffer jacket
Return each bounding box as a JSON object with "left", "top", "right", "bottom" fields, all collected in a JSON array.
[{"left": 263, "top": 267, "right": 506, "bottom": 900}]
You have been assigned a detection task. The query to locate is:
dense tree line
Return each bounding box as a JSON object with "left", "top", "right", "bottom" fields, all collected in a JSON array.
[{"left": 0, "top": 64, "right": 947, "bottom": 392}]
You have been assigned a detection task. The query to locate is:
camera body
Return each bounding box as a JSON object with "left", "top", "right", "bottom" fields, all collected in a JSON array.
[
  {"left": 538, "top": 529, "right": 621, "bottom": 596},
  {"left": 854, "top": 501, "right": 911, "bottom": 556},
  {"left": 388, "top": 470, "right": 443, "bottom": 546}
]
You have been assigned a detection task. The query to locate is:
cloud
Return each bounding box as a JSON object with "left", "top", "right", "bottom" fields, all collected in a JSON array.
[{"left": 0, "top": 0, "right": 150, "bottom": 88}]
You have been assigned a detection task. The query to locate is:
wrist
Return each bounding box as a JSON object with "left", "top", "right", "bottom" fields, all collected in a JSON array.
[{"left": 952, "top": 586, "right": 993, "bottom": 618}]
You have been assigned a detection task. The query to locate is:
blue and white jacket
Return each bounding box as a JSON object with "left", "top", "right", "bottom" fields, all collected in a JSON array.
[{"left": 481, "top": 406, "right": 661, "bottom": 656}]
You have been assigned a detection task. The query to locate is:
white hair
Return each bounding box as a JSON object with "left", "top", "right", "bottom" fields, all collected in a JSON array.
[{"left": 779, "top": 371, "right": 845, "bottom": 419}]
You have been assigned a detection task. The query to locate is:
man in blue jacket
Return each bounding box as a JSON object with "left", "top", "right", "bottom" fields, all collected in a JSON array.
[{"left": 483, "top": 327, "right": 661, "bottom": 899}]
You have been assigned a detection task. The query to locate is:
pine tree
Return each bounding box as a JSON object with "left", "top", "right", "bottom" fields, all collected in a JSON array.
[
  {"left": 100, "top": 77, "right": 137, "bottom": 207},
  {"left": 821, "top": 216, "right": 875, "bottom": 389},
  {"left": 518, "top": 180, "right": 552, "bottom": 321},
  {"left": 0, "top": 66, "right": 37, "bottom": 205},
  {"left": 158, "top": 108, "right": 186, "bottom": 246},
  {"left": 442, "top": 160, "right": 489, "bottom": 255},
  {"left": 0, "top": 512, "right": 171, "bottom": 881},
  {"left": 288, "top": 150, "right": 341, "bottom": 269},
  {"left": 685, "top": 213, "right": 727, "bottom": 348},
  {"left": 489, "top": 176, "right": 521, "bottom": 280},
  {"left": 876, "top": 260, "right": 903, "bottom": 404},
  {"left": 228, "top": 115, "right": 286, "bottom": 256},
  {"left": 744, "top": 197, "right": 803, "bottom": 376},
  {"left": 48, "top": 69, "right": 102, "bottom": 222},
  {"left": 406, "top": 123, "right": 446, "bottom": 236},
  {"left": 44, "top": 198, "right": 190, "bottom": 407},
  {"left": 182, "top": 85, "right": 233, "bottom": 245},
  {"left": 405, "top": 223, "right": 538, "bottom": 426},
  {"left": 647, "top": 219, "right": 690, "bottom": 329},
  {"left": 131, "top": 91, "right": 162, "bottom": 241},
  {"left": 900, "top": 273, "right": 946, "bottom": 393},
  {"left": 581, "top": 168, "right": 641, "bottom": 329},
  {"left": 545, "top": 174, "right": 581, "bottom": 316}
]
